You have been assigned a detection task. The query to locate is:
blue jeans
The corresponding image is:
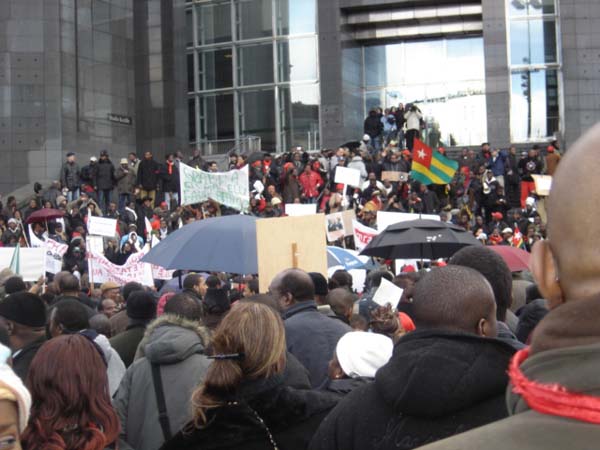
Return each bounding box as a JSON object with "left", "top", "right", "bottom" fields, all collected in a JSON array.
[
  {"left": 119, "top": 193, "right": 131, "bottom": 212},
  {"left": 66, "top": 188, "right": 80, "bottom": 202},
  {"left": 372, "top": 136, "right": 382, "bottom": 153}
]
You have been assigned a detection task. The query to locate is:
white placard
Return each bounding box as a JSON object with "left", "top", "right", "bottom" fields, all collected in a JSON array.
[
  {"left": 87, "top": 235, "right": 105, "bottom": 255},
  {"left": 285, "top": 203, "right": 317, "bottom": 217},
  {"left": 377, "top": 211, "right": 440, "bottom": 232},
  {"left": 352, "top": 219, "right": 379, "bottom": 251},
  {"left": 334, "top": 166, "right": 361, "bottom": 188},
  {"left": 44, "top": 239, "right": 68, "bottom": 274},
  {"left": 0, "top": 247, "right": 46, "bottom": 281},
  {"left": 532, "top": 174, "right": 552, "bottom": 197},
  {"left": 372, "top": 278, "right": 404, "bottom": 309},
  {"left": 87, "top": 216, "right": 118, "bottom": 237}
]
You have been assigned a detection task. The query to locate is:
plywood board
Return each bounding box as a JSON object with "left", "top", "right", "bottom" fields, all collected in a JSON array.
[{"left": 257, "top": 214, "right": 328, "bottom": 293}]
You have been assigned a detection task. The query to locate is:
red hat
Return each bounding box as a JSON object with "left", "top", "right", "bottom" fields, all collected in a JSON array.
[
  {"left": 401, "top": 264, "right": 416, "bottom": 273},
  {"left": 547, "top": 145, "right": 555, "bottom": 153},
  {"left": 398, "top": 312, "right": 416, "bottom": 333},
  {"left": 491, "top": 212, "right": 503, "bottom": 220},
  {"left": 336, "top": 183, "right": 345, "bottom": 192}
]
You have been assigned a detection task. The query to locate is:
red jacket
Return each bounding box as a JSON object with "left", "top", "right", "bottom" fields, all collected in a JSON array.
[{"left": 298, "top": 171, "right": 322, "bottom": 198}]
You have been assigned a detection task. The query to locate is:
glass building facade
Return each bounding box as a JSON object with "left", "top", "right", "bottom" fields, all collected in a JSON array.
[
  {"left": 185, "top": 0, "right": 320, "bottom": 153},
  {"left": 507, "top": 0, "right": 561, "bottom": 142},
  {"left": 363, "top": 38, "right": 488, "bottom": 147}
]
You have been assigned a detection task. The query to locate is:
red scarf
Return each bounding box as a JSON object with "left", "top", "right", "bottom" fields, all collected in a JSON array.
[
  {"left": 167, "top": 161, "right": 173, "bottom": 175},
  {"left": 509, "top": 348, "right": 600, "bottom": 424}
]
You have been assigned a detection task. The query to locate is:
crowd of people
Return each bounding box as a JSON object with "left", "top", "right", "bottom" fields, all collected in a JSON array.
[{"left": 0, "top": 116, "right": 598, "bottom": 449}]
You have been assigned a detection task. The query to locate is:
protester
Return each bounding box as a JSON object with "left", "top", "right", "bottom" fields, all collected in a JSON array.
[
  {"left": 202, "top": 275, "right": 230, "bottom": 330},
  {"left": 137, "top": 151, "right": 161, "bottom": 206},
  {"left": 115, "top": 293, "right": 211, "bottom": 450},
  {"left": 110, "top": 282, "right": 144, "bottom": 337},
  {"left": 309, "top": 266, "right": 516, "bottom": 450},
  {"left": 21, "top": 334, "right": 129, "bottom": 450},
  {"left": 181, "top": 273, "right": 206, "bottom": 305},
  {"left": 110, "top": 291, "right": 157, "bottom": 368},
  {"left": 269, "top": 269, "right": 351, "bottom": 388},
  {"left": 160, "top": 302, "right": 339, "bottom": 450}
]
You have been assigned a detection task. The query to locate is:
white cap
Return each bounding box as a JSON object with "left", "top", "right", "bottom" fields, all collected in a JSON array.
[
  {"left": 502, "top": 227, "right": 513, "bottom": 234},
  {"left": 362, "top": 134, "right": 371, "bottom": 141},
  {"left": 90, "top": 156, "right": 98, "bottom": 162},
  {"left": 336, "top": 332, "right": 393, "bottom": 379},
  {"left": 525, "top": 197, "right": 535, "bottom": 206}
]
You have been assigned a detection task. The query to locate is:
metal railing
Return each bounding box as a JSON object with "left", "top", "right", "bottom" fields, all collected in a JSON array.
[{"left": 189, "top": 135, "right": 262, "bottom": 156}]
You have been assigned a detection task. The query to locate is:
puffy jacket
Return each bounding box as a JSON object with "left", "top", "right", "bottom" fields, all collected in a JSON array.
[
  {"left": 116, "top": 166, "right": 137, "bottom": 194},
  {"left": 114, "top": 315, "right": 211, "bottom": 450},
  {"left": 486, "top": 151, "right": 508, "bottom": 177},
  {"left": 137, "top": 159, "right": 161, "bottom": 190},
  {"left": 96, "top": 159, "right": 116, "bottom": 190},
  {"left": 61, "top": 161, "right": 81, "bottom": 190},
  {"left": 309, "top": 329, "right": 516, "bottom": 450},
  {"left": 299, "top": 170, "right": 322, "bottom": 198},
  {"left": 284, "top": 301, "right": 351, "bottom": 388},
  {"left": 347, "top": 157, "right": 368, "bottom": 184}
]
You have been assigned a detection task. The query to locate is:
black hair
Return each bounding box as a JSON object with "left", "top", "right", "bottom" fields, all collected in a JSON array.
[
  {"left": 51, "top": 299, "right": 90, "bottom": 333},
  {"left": 4, "top": 276, "right": 26, "bottom": 295},
  {"left": 58, "top": 273, "right": 80, "bottom": 293},
  {"left": 279, "top": 270, "right": 315, "bottom": 302},
  {"left": 331, "top": 270, "right": 353, "bottom": 290},
  {"left": 0, "top": 322, "right": 9, "bottom": 347},
  {"left": 206, "top": 275, "right": 221, "bottom": 289},
  {"left": 164, "top": 293, "right": 203, "bottom": 322},
  {"left": 122, "top": 282, "right": 144, "bottom": 302},
  {"left": 183, "top": 273, "right": 203, "bottom": 290},
  {"left": 449, "top": 246, "right": 512, "bottom": 322},
  {"left": 526, "top": 284, "right": 542, "bottom": 304},
  {"left": 241, "top": 294, "right": 282, "bottom": 314},
  {"left": 246, "top": 279, "right": 259, "bottom": 295},
  {"left": 412, "top": 266, "right": 495, "bottom": 333}
]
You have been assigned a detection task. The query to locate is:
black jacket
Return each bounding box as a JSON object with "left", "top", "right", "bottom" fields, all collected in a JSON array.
[
  {"left": 309, "top": 329, "right": 516, "bottom": 450},
  {"left": 202, "top": 288, "right": 231, "bottom": 330},
  {"left": 160, "top": 162, "right": 180, "bottom": 192},
  {"left": 137, "top": 159, "right": 161, "bottom": 190},
  {"left": 160, "top": 375, "right": 339, "bottom": 450},
  {"left": 96, "top": 159, "right": 116, "bottom": 190},
  {"left": 12, "top": 336, "right": 47, "bottom": 381},
  {"left": 364, "top": 115, "right": 383, "bottom": 139}
]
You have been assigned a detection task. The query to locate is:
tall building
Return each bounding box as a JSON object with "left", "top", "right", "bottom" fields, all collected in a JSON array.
[{"left": 1, "top": 0, "right": 599, "bottom": 192}]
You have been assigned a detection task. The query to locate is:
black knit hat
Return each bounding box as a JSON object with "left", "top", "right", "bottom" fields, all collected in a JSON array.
[
  {"left": 126, "top": 291, "right": 157, "bottom": 321},
  {"left": 0, "top": 292, "right": 47, "bottom": 327}
]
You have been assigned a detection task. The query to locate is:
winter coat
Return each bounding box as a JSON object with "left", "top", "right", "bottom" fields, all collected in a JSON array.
[
  {"left": 12, "top": 336, "right": 46, "bottom": 381},
  {"left": 114, "top": 315, "right": 211, "bottom": 450},
  {"left": 160, "top": 162, "right": 180, "bottom": 193},
  {"left": 94, "top": 333, "right": 126, "bottom": 397},
  {"left": 116, "top": 166, "right": 137, "bottom": 195},
  {"left": 322, "top": 377, "right": 370, "bottom": 397},
  {"left": 309, "top": 329, "right": 516, "bottom": 450},
  {"left": 486, "top": 152, "right": 508, "bottom": 177},
  {"left": 299, "top": 171, "right": 322, "bottom": 198},
  {"left": 160, "top": 374, "right": 339, "bottom": 450},
  {"left": 545, "top": 151, "right": 561, "bottom": 176},
  {"left": 364, "top": 115, "right": 383, "bottom": 139},
  {"left": 61, "top": 161, "right": 81, "bottom": 190},
  {"left": 137, "top": 158, "right": 161, "bottom": 190},
  {"left": 404, "top": 110, "right": 422, "bottom": 131},
  {"left": 347, "top": 157, "right": 368, "bottom": 184},
  {"left": 518, "top": 157, "right": 543, "bottom": 182},
  {"left": 110, "top": 323, "right": 147, "bottom": 368},
  {"left": 417, "top": 312, "right": 600, "bottom": 450},
  {"left": 284, "top": 301, "right": 351, "bottom": 388},
  {"left": 96, "top": 159, "right": 116, "bottom": 190},
  {"left": 80, "top": 163, "right": 98, "bottom": 187}
]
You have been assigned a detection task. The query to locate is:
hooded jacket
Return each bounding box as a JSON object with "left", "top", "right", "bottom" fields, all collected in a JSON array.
[
  {"left": 114, "top": 315, "right": 211, "bottom": 450},
  {"left": 160, "top": 374, "right": 339, "bottom": 450},
  {"left": 416, "top": 298, "right": 600, "bottom": 450},
  {"left": 93, "top": 333, "right": 126, "bottom": 397},
  {"left": 309, "top": 329, "right": 516, "bottom": 450}
]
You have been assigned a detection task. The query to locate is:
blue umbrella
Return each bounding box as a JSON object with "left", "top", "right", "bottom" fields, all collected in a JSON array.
[
  {"left": 327, "top": 246, "right": 365, "bottom": 270},
  {"left": 142, "top": 215, "right": 258, "bottom": 274}
]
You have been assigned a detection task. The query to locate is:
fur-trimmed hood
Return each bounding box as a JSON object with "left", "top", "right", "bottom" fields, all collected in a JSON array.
[{"left": 137, "top": 314, "right": 211, "bottom": 364}]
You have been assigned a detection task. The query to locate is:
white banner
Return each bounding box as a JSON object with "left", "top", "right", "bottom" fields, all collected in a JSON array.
[
  {"left": 28, "top": 225, "right": 46, "bottom": 248},
  {"left": 376, "top": 211, "right": 440, "bottom": 232},
  {"left": 334, "top": 166, "right": 361, "bottom": 188},
  {"left": 352, "top": 219, "right": 379, "bottom": 251},
  {"left": 88, "top": 247, "right": 154, "bottom": 287},
  {"left": 285, "top": 203, "right": 317, "bottom": 217},
  {"left": 0, "top": 247, "right": 46, "bottom": 281},
  {"left": 87, "top": 216, "right": 118, "bottom": 237},
  {"left": 180, "top": 163, "right": 249, "bottom": 211}
]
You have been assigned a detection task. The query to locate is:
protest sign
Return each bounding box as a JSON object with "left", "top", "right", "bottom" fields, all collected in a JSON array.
[
  {"left": 88, "top": 247, "right": 154, "bottom": 287},
  {"left": 372, "top": 278, "right": 403, "bottom": 309},
  {"left": 381, "top": 171, "right": 408, "bottom": 182},
  {"left": 532, "top": 174, "right": 552, "bottom": 197},
  {"left": 152, "top": 265, "right": 175, "bottom": 280},
  {"left": 256, "top": 214, "right": 327, "bottom": 293},
  {"left": 340, "top": 209, "right": 356, "bottom": 237},
  {"left": 352, "top": 219, "right": 379, "bottom": 251},
  {"left": 325, "top": 212, "right": 346, "bottom": 242},
  {"left": 87, "top": 235, "right": 105, "bottom": 255},
  {"left": 285, "top": 203, "right": 317, "bottom": 217},
  {"left": 28, "top": 225, "right": 46, "bottom": 248},
  {"left": 377, "top": 211, "right": 440, "bottom": 232},
  {"left": 179, "top": 163, "right": 249, "bottom": 211},
  {"left": 0, "top": 247, "right": 45, "bottom": 281},
  {"left": 334, "top": 167, "right": 361, "bottom": 188},
  {"left": 44, "top": 239, "right": 68, "bottom": 274},
  {"left": 87, "top": 216, "right": 118, "bottom": 237}
]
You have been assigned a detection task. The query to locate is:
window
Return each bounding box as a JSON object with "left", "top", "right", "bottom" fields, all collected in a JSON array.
[
  {"left": 198, "top": 48, "right": 233, "bottom": 90},
  {"left": 196, "top": 2, "right": 232, "bottom": 46},
  {"left": 236, "top": 0, "right": 273, "bottom": 40},
  {"left": 277, "top": 37, "right": 318, "bottom": 82},
  {"left": 276, "top": 0, "right": 316, "bottom": 35},
  {"left": 507, "top": 0, "right": 560, "bottom": 141},
  {"left": 238, "top": 43, "right": 274, "bottom": 86}
]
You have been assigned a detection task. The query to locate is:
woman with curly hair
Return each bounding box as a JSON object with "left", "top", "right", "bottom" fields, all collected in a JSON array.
[{"left": 21, "top": 334, "right": 127, "bottom": 450}]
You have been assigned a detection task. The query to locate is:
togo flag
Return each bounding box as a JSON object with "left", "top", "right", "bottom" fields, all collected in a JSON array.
[{"left": 411, "top": 139, "right": 458, "bottom": 185}]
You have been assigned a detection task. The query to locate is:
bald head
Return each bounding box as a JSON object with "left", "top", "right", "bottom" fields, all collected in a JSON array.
[
  {"left": 269, "top": 268, "right": 315, "bottom": 309},
  {"left": 412, "top": 266, "right": 497, "bottom": 337},
  {"left": 533, "top": 123, "right": 600, "bottom": 306}
]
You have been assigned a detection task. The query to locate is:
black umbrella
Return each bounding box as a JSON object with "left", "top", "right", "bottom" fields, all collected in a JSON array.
[
  {"left": 341, "top": 141, "right": 361, "bottom": 150},
  {"left": 360, "top": 219, "right": 480, "bottom": 260}
]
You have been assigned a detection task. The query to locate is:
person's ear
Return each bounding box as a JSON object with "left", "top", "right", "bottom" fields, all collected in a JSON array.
[
  {"left": 477, "top": 318, "right": 487, "bottom": 337},
  {"left": 530, "top": 240, "right": 564, "bottom": 309}
]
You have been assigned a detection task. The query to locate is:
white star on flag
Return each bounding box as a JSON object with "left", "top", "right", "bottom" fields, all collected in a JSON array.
[{"left": 417, "top": 149, "right": 427, "bottom": 160}]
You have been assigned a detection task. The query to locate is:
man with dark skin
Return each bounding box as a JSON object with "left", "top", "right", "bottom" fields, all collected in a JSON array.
[{"left": 419, "top": 123, "right": 600, "bottom": 449}]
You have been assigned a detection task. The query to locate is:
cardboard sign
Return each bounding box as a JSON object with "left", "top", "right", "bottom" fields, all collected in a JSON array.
[
  {"left": 377, "top": 211, "right": 440, "bottom": 232},
  {"left": 285, "top": 203, "right": 317, "bottom": 217},
  {"left": 256, "top": 214, "right": 327, "bottom": 293},
  {"left": 334, "top": 166, "right": 361, "bottom": 188},
  {"left": 532, "top": 174, "right": 552, "bottom": 197},
  {"left": 372, "top": 278, "right": 404, "bottom": 309},
  {"left": 180, "top": 163, "right": 249, "bottom": 211},
  {"left": 381, "top": 171, "right": 409, "bottom": 182},
  {"left": 325, "top": 212, "right": 346, "bottom": 242},
  {"left": 352, "top": 219, "right": 379, "bottom": 251},
  {"left": 87, "top": 216, "right": 118, "bottom": 237},
  {"left": 340, "top": 209, "right": 356, "bottom": 237}
]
